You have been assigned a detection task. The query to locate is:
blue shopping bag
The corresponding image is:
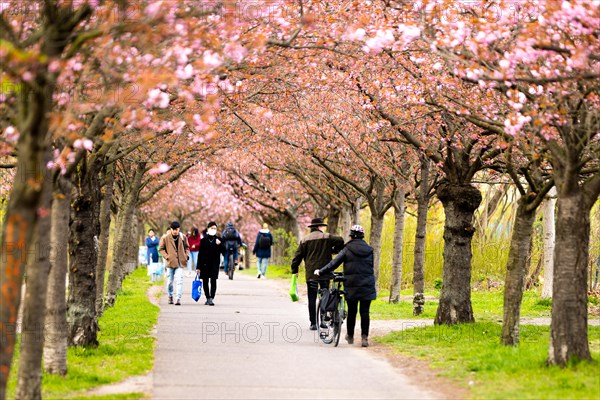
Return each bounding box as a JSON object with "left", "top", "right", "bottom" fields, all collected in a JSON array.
[{"left": 192, "top": 273, "right": 203, "bottom": 302}]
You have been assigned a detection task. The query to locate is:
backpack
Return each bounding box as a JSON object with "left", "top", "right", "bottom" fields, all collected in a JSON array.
[
  {"left": 223, "top": 227, "right": 237, "bottom": 241},
  {"left": 319, "top": 288, "right": 339, "bottom": 312},
  {"left": 258, "top": 234, "right": 271, "bottom": 249}
]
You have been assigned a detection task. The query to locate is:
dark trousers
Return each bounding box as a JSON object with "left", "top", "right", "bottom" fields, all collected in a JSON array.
[
  {"left": 307, "top": 280, "right": 330, "bottom": 325},
  {"left": 346, "top": 299, "right": 372, "bottom": 338},
  {"left": 203, "top": 277, "right": 217, "bottom": 299}
]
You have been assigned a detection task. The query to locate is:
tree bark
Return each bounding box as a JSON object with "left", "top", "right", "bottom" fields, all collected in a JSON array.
[
  {"left": 389, "top": 188, "right": 405, "bottom": 303},
  {"left": 501, "top": 196, "right": 536, "bottom": 345},
  {"left": 434, "top": 181, "right": 482, "bottom": 325},
  {"left": 370, "top": 212, "right": 385, "bottom": 288},
  {"left": 525, "top": 247, "right": 543, "bottom": 291},
  {"left": 340, "top": 204, "right": 353, "bottom": 239},
  {"left": 0, "top": 6, "right": 92, "bottom": 394},
  {"left": 14, "top": 153, "right": 53, "bottom": 400},
  {"left": 105, "top": 163, "right": 144, "bottom": 308},
  {"left": 368, "top": 178, "right": 390, "bottom": 288},
  {"left": 67, "top": 158, "right": 99, "bottom": 347},
  {"left": 124, "top": 214, "right": 139, "bottom": 275},
  {"left": 541, "top": 187, "right": 557, "bottom": 298},
  {"left": 43, "top": 177, "right": 71, "bottom": 375},
  {"left": 95, "top": 161, "right": 115, "bottom": 316},
  {"left": 0, "top": 85, "right": 54, "bottom": 399},
  {"left": 327, "top": 207, "right": 341, "bottom": 236},
  {"left": 413, "top": 157, "right": 430, "bottom": 315},
  {"left": 548, "top": 190, "right": 593, "bottom": 365}
]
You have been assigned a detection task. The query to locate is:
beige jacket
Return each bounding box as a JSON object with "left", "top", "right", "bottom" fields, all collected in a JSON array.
[{"left": 159, "top": 230, "right": 190, "bottom": 268}]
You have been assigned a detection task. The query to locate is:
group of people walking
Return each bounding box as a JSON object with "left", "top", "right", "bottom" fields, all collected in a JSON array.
[
  {"left": 145, "top": 220, "right": 274, "bottom": 306},
  {"left": 146, "top": 216, "right": 376, "bottom": 347}
]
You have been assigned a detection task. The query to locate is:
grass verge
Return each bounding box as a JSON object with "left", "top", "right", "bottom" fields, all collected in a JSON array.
[
  {"left": 376, "top": 322, "right": 600, "bottom": 399},
  {"left": 7, "top": 267, "right": 160, "bottom": 399}
]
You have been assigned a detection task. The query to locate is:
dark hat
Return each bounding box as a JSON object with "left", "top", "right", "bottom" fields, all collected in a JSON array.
[
  {"left": 207, "top": 221, "right": 217, "bottom": 229},
  {"left": 308, "top": 217, "right": 327, "bottom": 228},
  {"left": 170, "top": 221, "right": 181, "bottom": 229}
]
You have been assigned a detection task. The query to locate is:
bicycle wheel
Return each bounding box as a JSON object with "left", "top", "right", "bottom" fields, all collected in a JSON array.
[
  {"left": 333, "top": 309, "right": 342, "bottom": 347},
  {"left": 333, "top": 295, "right": 346, "bottom": 347},
  {"left": 339, "top": 296, "right": 346, "bottom": 321},
  {"left": 228, "top": 254, "right": 234, "bottom": 280},
  {"left": 317, "top": 298, "right": 334, "bottom": 344}
]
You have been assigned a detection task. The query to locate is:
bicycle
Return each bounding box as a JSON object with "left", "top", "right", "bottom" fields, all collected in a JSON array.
[{"left": 316, "top": 272, "right": 346, "bottom": 347}]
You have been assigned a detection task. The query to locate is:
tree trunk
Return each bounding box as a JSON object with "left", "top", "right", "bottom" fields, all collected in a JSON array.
[
  {"left": 541, "top": 187, "right": 557, "bottom": 298},
  {"left": 125, "top": 215, "right": 139, "bottom": 275},
  {"left": 413, "top": 157, "right": 430, "bottom": 315},
  {"left": 105, "top": 201, "right": 136, "bottom": 307},
  {"left": 0, "top": 87, "right": 54, "bottom": 398},
  {"left": 43, "top": 177, "right": 71, "bottom": 375},
  {"left": 327, "top": 207, "right": 341, "bottom": 236},
  {"left": 353, "top": 197, "right": 362, "bottom": 225},
  {"left": 501, "top": 196, "right": 536, "bottom": 345},
  {"left": 15, "top": 154, "right": 53, "bottom": 400},
  {"left": 548, "top": 190, "right": 593, "bottom": 365},
  {"left": 340, "top": 204, "right": 353, "bottom": 239},
  {"left": 95, "top": 161, "right": 115, "bottom": 316},
  {"left": 67, "top": 160, "right": 99, "bottom": 347},
  {"left": 389, "top": 188, "right": 405, "bottom": 303},
  {"left": 105, "top": 164, "right": 144, "bottom": 308},
  {"left": 369, "top": 212, "right": 385, "bottom": 288},
  {"left": 525, "top": 247, "right": 543, "bottom": 291},
  {"left": 434, "top": 181, "right": 482, "bottom": 325}
]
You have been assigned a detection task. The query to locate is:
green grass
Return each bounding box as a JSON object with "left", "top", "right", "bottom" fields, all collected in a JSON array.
[
  {"left": 7, "top": 267, "right": 160, "bottom": 399},
  {"left": 377, "top": 322, "right": 600, "bottom": 399},
  {"left": 243, "top": 265, "right": 569, "bottom": 321}
]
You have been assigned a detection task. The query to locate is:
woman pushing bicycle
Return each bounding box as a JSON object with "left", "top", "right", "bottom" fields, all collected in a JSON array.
[{"left": 315, "top": 225, "right": 376, "bottom": 347}]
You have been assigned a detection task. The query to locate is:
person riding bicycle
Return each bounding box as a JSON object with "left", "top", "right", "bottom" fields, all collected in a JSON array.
[
  {"left": 315, "top": 225, "right": 376, "bottom": 347},
  {"left": 221, "top": 222, "right": 245, "bottom": 274}
]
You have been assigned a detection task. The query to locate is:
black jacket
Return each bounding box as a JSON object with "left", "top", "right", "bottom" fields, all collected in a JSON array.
[
  {"left": 197, "top": 234, "right": 225, "bottom": 279},
  {"left": 319, "top": 239, "right": 377, "bottom": 301},
  {"left": 291, "top": 230, "right": 344, "bottom": 281}
]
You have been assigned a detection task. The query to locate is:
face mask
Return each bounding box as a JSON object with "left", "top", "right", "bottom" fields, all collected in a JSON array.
[{"left": 208, "top": 228, "right": 217, "bottom": 236}]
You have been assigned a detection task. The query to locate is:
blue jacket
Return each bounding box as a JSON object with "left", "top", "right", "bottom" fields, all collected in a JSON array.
[
  {"left": 146, "top": 236, "right": 160, "bottom": 263},
  {"left": 253, "top": 229, "right": 273, "bottom": 259}
]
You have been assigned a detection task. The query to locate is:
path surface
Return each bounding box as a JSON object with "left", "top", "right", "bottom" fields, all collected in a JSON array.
[{"left": 152, "top": 273, "right": 439, "bottom": 400}]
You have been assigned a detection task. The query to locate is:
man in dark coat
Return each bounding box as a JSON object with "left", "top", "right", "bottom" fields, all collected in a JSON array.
[
  {"left": 221, "top": 221, "right": 244, "bottom": 274},
  {"left": 196, "top": 221, "right": 225, "bottom": 306},
  {"left": 291, "top": 217, "right": 344, "bottom": 331},
  {"left": 316, "top": 225, "right": 376, "bottom": 347}
]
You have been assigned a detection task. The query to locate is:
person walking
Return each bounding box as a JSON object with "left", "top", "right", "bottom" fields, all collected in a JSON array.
[
  {"left": 146, "top": 229, "right": 161, "bottom": 280},
  {"left": 315, "top": 225, "right": 376, "bottom": 347},
  {"left": 146, "top": 229, "right": 160, "bottom": 265},
  {"left": 291, "top": 217, "right": 344, "bottom": 330},
  {"left": 221, "top": 221, "right": 244, "bottom": 274},
  {"left": 197, "top": 221, "right": 225, "bottom": 306},
  {"left": 159, "top": 221, "right": 190, "bottom": 306},
  {"left": 253, "top": 223, "right": 274, "bottom": 278},
  {"left": 187, "top": 227, "right": 201, "bottom": 277}
]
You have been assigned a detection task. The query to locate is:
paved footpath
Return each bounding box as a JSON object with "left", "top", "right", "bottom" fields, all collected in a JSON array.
[{"left": 152, "top": 273, "right": 439, "bottom": 400}]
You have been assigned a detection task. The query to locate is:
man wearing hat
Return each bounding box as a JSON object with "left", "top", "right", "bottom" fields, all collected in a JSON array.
[
  {"left": 316, "top": 225, "right": 376, "bottom": 347},
  {"left": 159, "top": 221, "right": 190, "bottom": 306},
  {"left": 291, "top": 217, "right": 344, "bottom": 330}
]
